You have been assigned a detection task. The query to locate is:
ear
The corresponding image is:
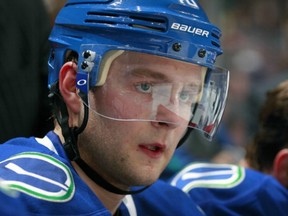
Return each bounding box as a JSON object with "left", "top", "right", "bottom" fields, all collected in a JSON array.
[
  {"left": 59, "top": 62, "right": 82, "bottom": 127},
  {"left": 273, "top": 148, "right": 288, "bottom": 188}
]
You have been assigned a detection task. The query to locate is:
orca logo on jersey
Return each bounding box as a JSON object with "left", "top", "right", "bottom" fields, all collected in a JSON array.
[
  {"left": 170, "top": 163, "right": 245, "bottom": 192},
  {"left": 0, "top": 152, "right": 75, "bottom": 202}
]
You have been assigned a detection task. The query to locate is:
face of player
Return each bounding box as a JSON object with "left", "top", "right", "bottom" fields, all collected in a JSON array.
[{"left": 78, "top": 51, "right": 204, "bottom": 190}]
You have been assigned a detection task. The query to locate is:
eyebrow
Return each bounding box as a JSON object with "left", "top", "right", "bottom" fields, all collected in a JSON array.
[
  {"left": 130, "top": 68, "right": 202, "bottom": 88},
  {"left": 130, "top": 68, "right": 170, "bottom": 82}
]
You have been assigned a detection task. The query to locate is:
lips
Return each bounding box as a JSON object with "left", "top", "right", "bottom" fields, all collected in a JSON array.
[{"left": 139, "top": 143, "right": 166, "bottom": 159}]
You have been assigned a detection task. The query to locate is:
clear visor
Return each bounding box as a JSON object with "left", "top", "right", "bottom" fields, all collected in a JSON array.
[{"left": 81, "top": 50, "right": 229, "bottom": 140}]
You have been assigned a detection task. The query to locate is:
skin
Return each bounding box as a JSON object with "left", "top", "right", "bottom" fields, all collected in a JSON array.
[
  {"left": 56, "top": 52, "right": 204, "bottom": 214},
  {"left": 272, "top": 149, "right": 288, "bottom": 188}
]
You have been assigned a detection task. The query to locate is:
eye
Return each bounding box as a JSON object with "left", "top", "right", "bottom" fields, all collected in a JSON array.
[
  {"left": 179, "top": 91, "right": 191, "bottom": 103},
  {"left": 180, "top": 83, "right": 202, "bottom": 102},
  {"left": 135, "top": 83, "right": 152, "bottom": 93},
  {"left": 179, "top": 89, "right": 199, "bottom": 104}
]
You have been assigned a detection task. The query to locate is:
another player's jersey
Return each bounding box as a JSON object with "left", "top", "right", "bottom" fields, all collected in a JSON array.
[
  {"left": 0, "top": 131, "right": 204, "bottom": 215},
  {"left": 170, "top": 162, "right": 288, "bottom": 216}
]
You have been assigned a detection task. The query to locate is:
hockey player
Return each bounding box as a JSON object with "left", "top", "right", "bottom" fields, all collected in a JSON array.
[
  {"left": 0, "top": 0, "right": 229, "bottom": 215},
  {"left": 170, "top": 80, "right": 288, "bottom": 216}
]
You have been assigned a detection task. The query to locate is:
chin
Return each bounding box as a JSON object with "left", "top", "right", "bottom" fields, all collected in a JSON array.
[
  {"left": 138, "top": 174, "right": 160, "bottom": 186},
  {"left": 125, "top": 163, "right": 163, "bottom": 186}
]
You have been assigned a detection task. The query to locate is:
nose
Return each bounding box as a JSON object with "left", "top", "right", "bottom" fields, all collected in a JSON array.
[{"left": 151, "top": 104, "right": 188, "bottom": 129}]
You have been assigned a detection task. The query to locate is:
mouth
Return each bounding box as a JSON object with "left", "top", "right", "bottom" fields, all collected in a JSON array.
[{"left": 138, "top": 143, "right": 166, "bottom": 159}]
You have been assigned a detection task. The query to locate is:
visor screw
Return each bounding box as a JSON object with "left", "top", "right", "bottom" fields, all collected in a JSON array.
[
  {"left": 172, "top": 43, "right": 182, "bottom": 52},
  {"left": 83, "top": 50, "right": 91, "bottom": 59},
  {"left": 198, "top": 49, "right": 206, "bottom": 58},
  {"left": 81, "top": 61, "right": 88, "bottom": 70}
]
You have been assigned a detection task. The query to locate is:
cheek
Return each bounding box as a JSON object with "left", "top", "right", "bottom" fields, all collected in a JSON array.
[
  {"left": 112, "top": 97, "right": 142, "bottom": 117},
  {"left": 103, "top": 90, "right": 148, "bottom": 119}
]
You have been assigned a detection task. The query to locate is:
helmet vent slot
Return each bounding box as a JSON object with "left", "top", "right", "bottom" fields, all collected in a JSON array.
[
  {"left": 211, "top": 29, "right": 221, "bottom": 48},
  {"left": 85, "top": 11, "right": 167, "bottom": 32},
  {"left": 211, "top": 41, "right": 220, "bottom": 48}
]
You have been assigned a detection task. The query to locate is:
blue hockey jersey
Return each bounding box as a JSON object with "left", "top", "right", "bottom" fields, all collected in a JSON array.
[
  {"left": 170, "top": 162, "right": 288, "bottom": 216},
  {"left": 0, "top": 131, "right": 204, "bottom": 215}
]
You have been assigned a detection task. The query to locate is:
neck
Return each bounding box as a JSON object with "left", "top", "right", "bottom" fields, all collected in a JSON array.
[{"left": 72, "top": 161, "right": 124, "bottom": 214}]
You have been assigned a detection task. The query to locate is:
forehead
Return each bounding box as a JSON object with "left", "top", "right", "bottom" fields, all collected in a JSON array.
[{"left": 109, "top": 51, "right": 204, "bottom": 83}]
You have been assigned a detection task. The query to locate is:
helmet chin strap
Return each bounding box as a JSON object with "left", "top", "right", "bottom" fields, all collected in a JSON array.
[{"left": 49, "top": 85, "right": 150, "bottom": 195}]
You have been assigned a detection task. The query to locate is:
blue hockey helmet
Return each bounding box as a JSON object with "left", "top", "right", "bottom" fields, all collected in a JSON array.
[{"left": 48, "top": 0, "right": 229, "bottom": 140}]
